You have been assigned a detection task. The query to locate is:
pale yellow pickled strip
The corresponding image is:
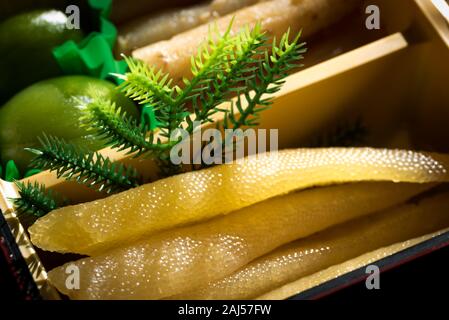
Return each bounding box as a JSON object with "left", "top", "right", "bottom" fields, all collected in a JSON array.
[
  {"left": 30, "top": 148, "right": 449, "bottom": 255},
  {"left": 47, "top": 182, "right": 432, "bottom": 299},
  {"left": 172, "top": 190, "right": 449, "bottom": 300},
  {"left": 118, "top": 0, "right": 269, "bottom": 54},
  {"left": 133, "top": 0, "right": 361, "bottom": 83}
]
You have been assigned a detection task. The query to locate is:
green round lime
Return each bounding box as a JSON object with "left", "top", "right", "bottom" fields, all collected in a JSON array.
[
  {"left": 0, "top": 9, "right": 84, "bottom": 104},
  {"left": 0, "top": 76, "right": 139, "bottom": 171}
]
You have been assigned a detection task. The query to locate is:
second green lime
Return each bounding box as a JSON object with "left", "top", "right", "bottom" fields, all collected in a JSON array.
[
  {"left": 0, "top": 9, "right": 84, "bottom": 103},
  {"left": 0, "top": 76, "right": 139, "bottom": 171}
]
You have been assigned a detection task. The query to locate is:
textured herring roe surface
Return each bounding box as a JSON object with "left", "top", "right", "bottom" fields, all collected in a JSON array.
[
  {"left": 172, "top": 191, "right": 449, "bottom": 300},
  {"left": 47, "top": 181, "right": 432, "bottom": 299},
  {"left": 29, "top": 148, "right": 449, "bottom": 255}
]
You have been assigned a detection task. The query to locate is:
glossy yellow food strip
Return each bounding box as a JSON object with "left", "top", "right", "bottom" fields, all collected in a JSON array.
[
  {"left": 133, "top": 0, "right": 360, "bottom": 83},
  {"left": 172, "top": 190, "right": 449, "bottom": 299},
  {"left": 30, "top": 148, "right": 449, "bottom": 255},
  {"left": 118, "top": 0, "right": 269, "bottom": 54},
  {"left": 47, "top": 182, "right": 432, "bottom": 299}
]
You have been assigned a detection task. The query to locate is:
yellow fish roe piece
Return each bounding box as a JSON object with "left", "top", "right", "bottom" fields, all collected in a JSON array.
[
  {"left": 30, "top": 148, "right": 449, "bottom": 255},
  {"left": 172, "top": 191, "right": 449, "bottom": 300},
  {"left": 47, "top": 182, "right": 431, "bottom": 299}
]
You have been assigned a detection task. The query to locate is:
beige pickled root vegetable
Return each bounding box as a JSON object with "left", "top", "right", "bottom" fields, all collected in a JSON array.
[
  {"left": 133, "top": 0, "right": 361, "bottom": 83},
  {"left": 172, "top": 190, "right": 449, "bottom": 300},
  {"left": 110, "top": 0, "right": 202, "bottom": 25},
  {"left": 47, "top": 181, "right": 433, "bottom": 299},
  {"left": 29, "top": 148, "right": 449, "bottom": 255},
  {"left": 118, "top": 0, "right": 269, "bottom": 54}
]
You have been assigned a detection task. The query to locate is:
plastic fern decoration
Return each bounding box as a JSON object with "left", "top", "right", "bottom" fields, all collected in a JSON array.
[
  {"left": 26, "top": 134, "right": 141, "bottom": 194},
  {"left": 81, "top": 99, "right": 170, "bottom": 157},
  {"left": 225, "top": 29, "right": 306, "bottom": 129},
  {"left": 86, "top": 21, "right": 306, "bottom": 170},
  {"left": 12, "top": 181, "right": 59, "bottom": 218}
]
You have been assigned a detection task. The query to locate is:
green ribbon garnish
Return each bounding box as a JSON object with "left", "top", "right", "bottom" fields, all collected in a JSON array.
[{"left": 52, "top": 0, "right": 127, "bottom": 84}]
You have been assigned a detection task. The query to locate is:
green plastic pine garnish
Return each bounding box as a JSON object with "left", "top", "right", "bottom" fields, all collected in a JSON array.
[
  {"left": 12, "top": 181, "right": 59, "bottom": 218},
  {"left": 85, "top": 22, "right": 306, "bottom": 170},
  {"left": 26, "top": 134, "right": 141, "bottom": 194},
  {"left": 17, "top": 20, "right": 306, "bottom": 217}
]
